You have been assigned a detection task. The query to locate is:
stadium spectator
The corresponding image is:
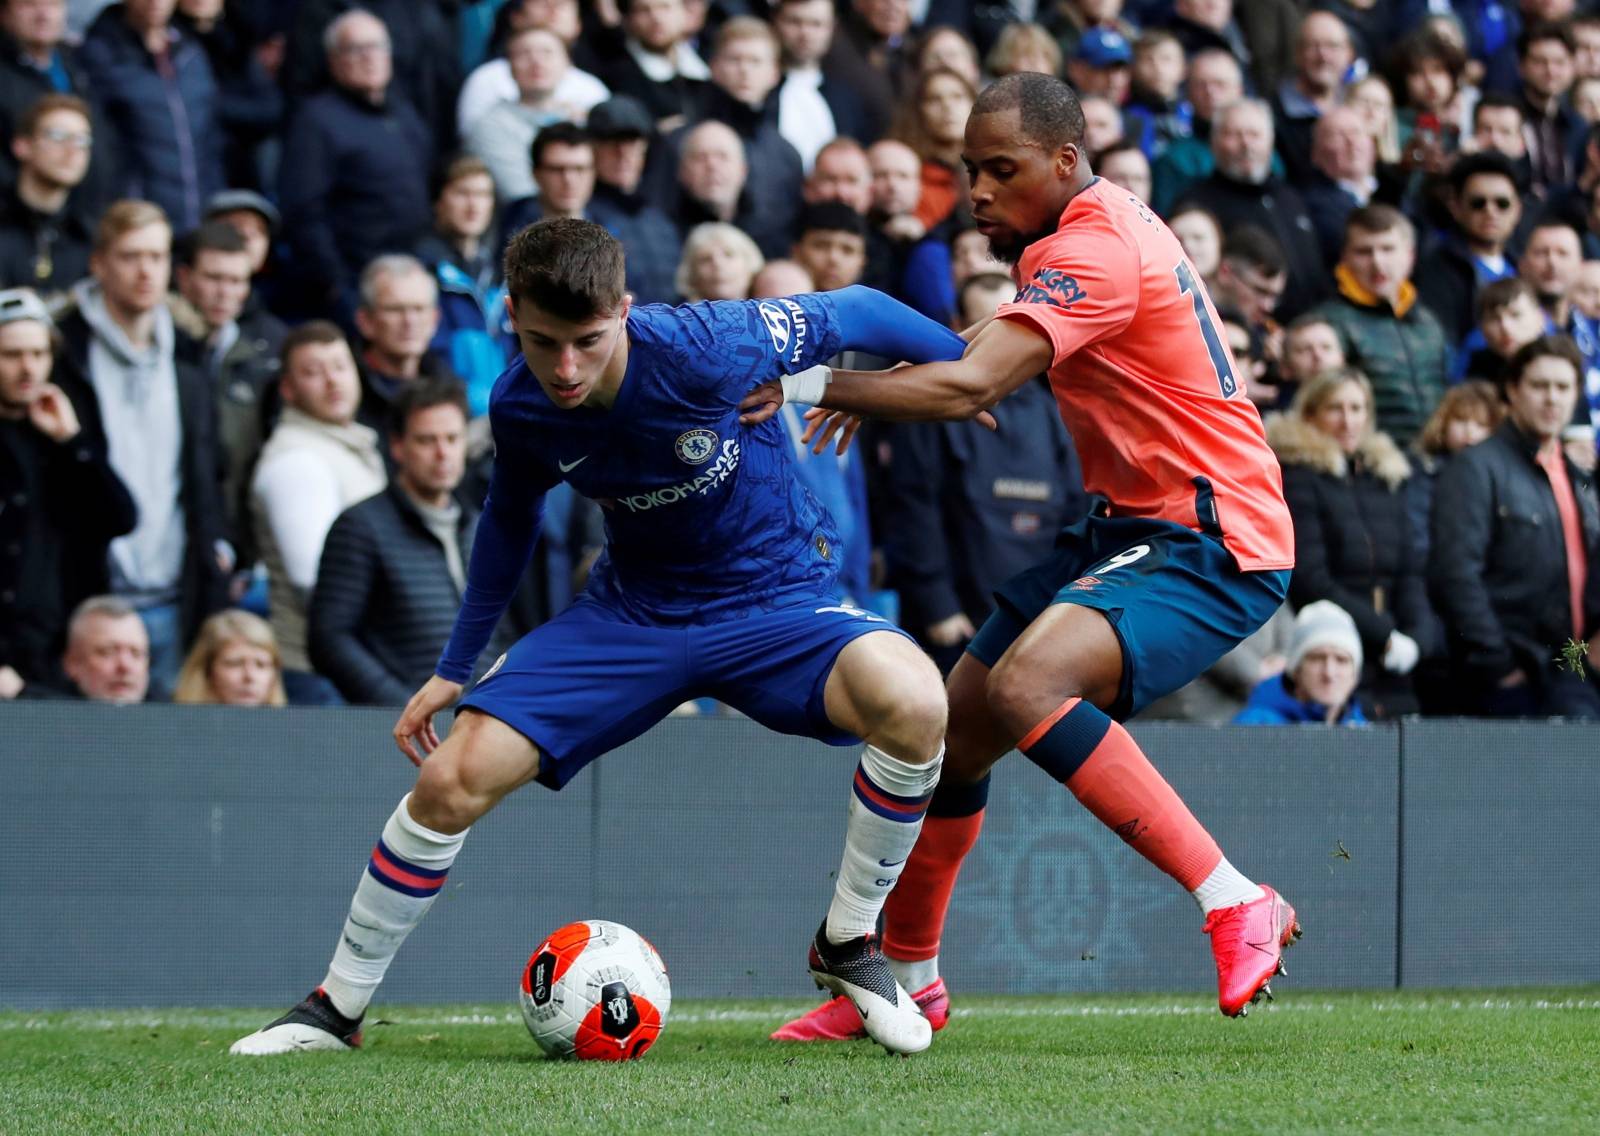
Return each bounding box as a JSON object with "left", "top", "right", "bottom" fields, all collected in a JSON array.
[
  {"left": 278, "top": 9, "right": 432, "bottom": 316},
  {"left": 0, "top": 287, "right": 135, "bottom": 698},
  {"left": 1300, "top": 106, "right": 1399, "bottom": 267},
  {"left": 1168, "top": 204, "right": 1223, "bottom": 281},
  {"left": 1269, "top": 369, "right": 1437, "bottom": 718},
  {"left": 1315, "top": 205, "right": 1448, "bottom": 446},
  {"left": 1174, "top": 98, "right": 1326, "bottom": 317},
  {"left": 831, "top": 0, "right": 914, "bottom": 127},
  {"left": 353, "top": 254, "right": 462, "bottom": 439},
  {"left": 1430, "top": 335, "right": 1600, "bottom": 718},
  {"left": 78, "top": 0, "right": 223, "bottom": 233},
  {"left": 985, "top": 22, "right": 1061, "bottom": 81},
  {"left": 203, "top": 188, "right": 275, "bottom": 280},
  {"left": 1124, "top": 29, "right": 1190, "bottom": 158},
  {"left": 1457, "top": 277, "right": 1549, "bottom": 385},
  {"left": 791, "top": 202, "right": 866, "bottom": 294},
  {"left": 172, "top": 0, "right": 283, "bottom": 192},
  {"left": 415, "top": 154, "right": 509, "bottom": 419},
  {"left": 672, "top": 118, "right": 786, "bottom": 258},
  {"left": 600, "top": 0, "right": 707, "bottom": 131},
  {"left": 465, "top": 26, "right": 582, "bottom": 205},
  {"left": 1472, "top": 92, "right": 1531, "bottom": 169},
  {"left": 749, "top": 256, "right": 813, "bottom": 298},
  {"left": 1065, "top": 28, "right": 1132, "bottom": 107},
  {"left": 803, "top": 137, "right": 873, "bottom": 216},
  {"left": 1342, "top": 73, "right": 1403, "bottom": 167},
  {"left": 912, "top": 25, "right": 981, "bottom": 92},
  {"left": 773, "top": 0, "right": 872, "bottom": 169},
  {"left": 251, "top": 320, "right": 386, "bottom": 676},
  {"left": 1097, "top": 140, "right": 1152, "bottom": 205},
  {"left": 1414, "top": 151, "right": 1524, "bottom": 346},
  {"left": 1390, "top": 26, "right": 1469, "bottom": 159},
  {"left": 863, "top": 137, "right": 948, "bottom": 316},
  {"left": 1408, "top": 380, "right": 1505, "bottom": 563},
  {"left": 1575, "top": 11, "right": 1600, "bottom": 79},
  {"left": 502, "top": 120, "right": 596, "bottom": 239},
  {"left": 455, "top": 0, "right": 608, "bottom": 139},
  {"left": 285, "top": 0, "right": 460, "bottom": 150},
  {"left": 57, "top": 199, "right": 228, "bottom": 694},
  {"left": 1275, "top": 311, "right": 1348, "bottom": 408},
  {"left": 1233, "top": 600, "right": 1368, "bottom": 725},
  {"left": 674, "top": 220, "right": 761, "bottom": 302},
  {"left": 0, "top": 92, "right": 93, "bottom": 304},
  {"left": 171, "top": 220, "right": 284, "bottom": 561},
  {"left": 1516, "top": 21, "right": 1582, "bottom": 195},
  {"left": 1078, "top": 93, "right": 1125, "bottom": 156},
  {"left": 1521, "top": 219, "right": 1585, "bottom": 331},
  {"left": 1158, "top": 54, "right": 1254, "bottom": 218},
  {"left": 1211, "top": 225, "right": 1287, "bottom": 351},
  {"left": 172, "top": 608, "right": 285, "bottom": 706},
  {"left": 1043, "top": 0, "right": 1135, "bottom": 64},
  {"left": 880, "top": 269, "right": 1085, "bottom": 672},
  {"left": 56, "top": 593, "right": 150, "bottom": 703},
  {"left": 1163, "top": 0, "right": 1298, "bottom": 94},
  {"left": 311, "top": 380, "right": 508, "bottom": 706},
  {"left": 890, "top": 66, "right": 975, "bottom": 236},
  {"left": 1270, "top": 11, "right": 1356, "bottom": 185},
  {"left": 0, "top": 0, "right": 114, "bottom": 216},
  {"left": 585, "top": 95, "right": 680, "bottom": 306}
]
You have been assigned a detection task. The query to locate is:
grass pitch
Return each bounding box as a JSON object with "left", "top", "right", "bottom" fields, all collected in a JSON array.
[{"left": 4, "top": 989, "right": 1598, "bottom": 1135}]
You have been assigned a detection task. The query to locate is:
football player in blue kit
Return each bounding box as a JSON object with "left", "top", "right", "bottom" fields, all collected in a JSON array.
[{"left": 232, "top": 219, "right": 970, "bottom": 1057}]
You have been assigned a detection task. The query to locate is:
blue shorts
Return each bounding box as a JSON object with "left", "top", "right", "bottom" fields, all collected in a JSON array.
[
  {"left": 459, "top": 595, "right": 912, "bottom": 790},
  {"left": 967, "top": 514, "right": 1289, "bottom": 720}
]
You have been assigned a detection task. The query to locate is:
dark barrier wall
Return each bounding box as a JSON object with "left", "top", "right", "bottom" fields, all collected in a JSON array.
[{"left": 2, "top": 707, "right": 1594, "bottom": 1009}]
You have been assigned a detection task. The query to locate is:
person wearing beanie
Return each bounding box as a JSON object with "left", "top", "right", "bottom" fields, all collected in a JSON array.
[{"left": 1235, "top": 601, "right": 1368, "bottom": 725}]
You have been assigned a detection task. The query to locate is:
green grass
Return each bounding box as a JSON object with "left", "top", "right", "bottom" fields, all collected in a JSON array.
[{"left": 4, "top": 990, "right": 1598, "bottom": 1134}]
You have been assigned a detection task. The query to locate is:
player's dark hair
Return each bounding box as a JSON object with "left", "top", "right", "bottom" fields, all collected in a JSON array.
[
  {"left": 796, "top": 201, "right": 867, "bottom": 240},
  {"left": 1507, "top": 334, "right": 1583, "bottom": 385},
  {"left": 971, "top": 72, "right": 1085, "bottom": 153},
  {"left": 389, "top": 376, "right": 470, "bottom": 439},
  {"left": 1449, "top": 150, "right": 1522, "bottom": 197},
  {"left": 504, "top": 217, "right": 625, "bottom": 321},
  {"left": 280, "top": 319, "right": 348, "bottom": 373},
  {"left": 532, "top": 121, "right": 592, "bottom": 170},
  {"left": 1476, "top": 275, "right": 1538, "bottom": 323},
  {"left": 175, "top": 220, "right": 247, "bottom": 267},
  {"left": 1221, "top": 225, "right": 1286, "bottom": 277}
]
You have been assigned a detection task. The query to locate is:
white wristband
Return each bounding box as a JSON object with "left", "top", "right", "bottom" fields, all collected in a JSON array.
[{"left": 781, "top": 364, "right": 832, "bottom": 406}]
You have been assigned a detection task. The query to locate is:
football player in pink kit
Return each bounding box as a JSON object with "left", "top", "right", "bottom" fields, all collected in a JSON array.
[{"left": 744, "top": 73, "right": 1303, "bottom": 1039}]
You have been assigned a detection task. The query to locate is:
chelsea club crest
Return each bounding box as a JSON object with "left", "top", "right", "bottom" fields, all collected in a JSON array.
[{"left": 675, "top": 428, "right": 718, "bottom": 465}]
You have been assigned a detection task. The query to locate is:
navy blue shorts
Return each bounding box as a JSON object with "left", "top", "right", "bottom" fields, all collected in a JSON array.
[
  {"left": 967, "top": 514, "right": 1289, "bottom": 720},
  {"left": 459, "top": 595, "right": 912, "bottom": 790}
]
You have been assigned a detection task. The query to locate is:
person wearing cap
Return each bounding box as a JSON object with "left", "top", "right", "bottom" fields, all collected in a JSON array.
[
  {"left": 586, "top": 94, "right": 681, "bottom": 306},
  {"left": 1234, "top": 601, "right": 1368, "bottom": 725},
  {"left": 204, "top": 188, "right": 278, "bottom": 280},
  {"left": 0, "top": 92, "right": 94, "bottom": 306},
  {"left": 1066, "top": 27, "right": 1133, "bottom": 107},
  {"left": 0, "top": 287, "right": 137, "bottom": 700}
]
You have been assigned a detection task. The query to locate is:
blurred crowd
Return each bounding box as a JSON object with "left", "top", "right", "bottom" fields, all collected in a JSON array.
[{"left": 6, "top": 0, "right": 1600, "bottom": 729}]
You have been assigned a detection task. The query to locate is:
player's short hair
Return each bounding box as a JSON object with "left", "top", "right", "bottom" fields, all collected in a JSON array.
[
  {"left": 1343, "top": 203, "right": 1414, "bottom": 246},
  {"left": 1221, "top": 226, "right": 1286, "bottom": 277},
  {"left": 93, "top": 199, "right": 169, "bottom": 253},
  {"left": 1476, "top": 276, "right": 1538, "bottom": 323},
  {"left": 970, "top": 72, "right": 1085, "bottom": 153},
  {"left": 1472, "top": 91, "right": 1525, "bottom": 128},
  {"left": 176, "top": 220, "right": 247, "bottom": 268},
  {"left": 532, "top": 121, "right": 592, "bottom": 170},
  {"left": 430, "top": 153, "right": 493, "bottom": 201},
  {"left": 389, "top": 376, "right": 470, "bottom": 439},
  {"left": 1450, "top": 149, "right": 1520, "bottom": 195},
  {"left": 504, "top": 217, "right": 625, "bottom": 320},
  {"left": 1507, "top": 334, "right": 1583, "bottom": 384},
  {"left": 18, "top": 92, "right": 89, "bottom": 137},
  {"left": 1417, "top": 380, "right": 1504, "bottom": 456},
  {"left": 280, "top": 319, "right": 349, "bottom": 373},
  {"left": 796, "top": 202, "right": 867, "bottom": 241}
]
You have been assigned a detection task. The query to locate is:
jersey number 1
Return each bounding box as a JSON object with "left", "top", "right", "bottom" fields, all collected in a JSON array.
[{"left": 1174, "top": 262, "right": 1238, "bottom": 398}]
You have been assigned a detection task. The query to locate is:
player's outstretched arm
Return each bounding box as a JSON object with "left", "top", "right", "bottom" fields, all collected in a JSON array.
[{"left": 738, "top": 316, "right": 1052, "bottom": 430}]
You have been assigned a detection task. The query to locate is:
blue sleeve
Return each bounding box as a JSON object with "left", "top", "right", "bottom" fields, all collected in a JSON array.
[
  {"left": 435, "top": 426, "right": 557, "bottom": 683},
  {"left": 826, "top": 284, "right": 968, "bottom": 364},
  {"left": 898, "top": 242, "right": 958, "bottom": 324}
]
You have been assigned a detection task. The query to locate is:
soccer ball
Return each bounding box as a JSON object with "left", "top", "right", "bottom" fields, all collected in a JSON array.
[{"left": 519, "top": 920, "right": 671, "bottom": 1060}]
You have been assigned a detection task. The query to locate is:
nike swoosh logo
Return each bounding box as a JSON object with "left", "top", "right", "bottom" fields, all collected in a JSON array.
[
  {"left": 1244, "top": 937, "right": 1278, "bottom": 955},
  {"left": 877, "top": 858, "right": 906, "bottom": 868},
  {"left": 558, "top": 456, "right": 588, "bottom": 472}
]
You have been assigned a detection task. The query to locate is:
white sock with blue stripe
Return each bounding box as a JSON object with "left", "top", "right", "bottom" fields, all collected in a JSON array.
[
  {"left": 826, "top": 744, "right": 943, "bottom": 945},
  {"left": 321, "top": 795, "right": 468, "bottom": 1019}
]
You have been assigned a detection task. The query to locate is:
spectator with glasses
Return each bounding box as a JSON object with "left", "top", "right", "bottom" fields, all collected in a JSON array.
[
  {"left": 0, "top": 92, "right": 93, "bottom": 304},
  {"left": 1414, "top": 151, "right": 1525, "bottom": 347}
]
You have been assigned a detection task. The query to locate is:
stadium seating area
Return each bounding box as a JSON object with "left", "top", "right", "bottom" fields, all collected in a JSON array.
[{"left": 6, "top": 0, "right": 1600, "bottom": 724}]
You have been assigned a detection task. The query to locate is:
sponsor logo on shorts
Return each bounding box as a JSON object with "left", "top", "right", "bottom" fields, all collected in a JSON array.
[
  {"left": 1015, "top": 267, "right": 1087, "bottom": 309},
  {"left": 675, "top": 428, "right": 718, "bottom": 465},
  {"left": 758, "top": 298, "right": 810, "bottom": 365},
  {"left": 615, "top": 438, "right": 741, "bottom": 513}
]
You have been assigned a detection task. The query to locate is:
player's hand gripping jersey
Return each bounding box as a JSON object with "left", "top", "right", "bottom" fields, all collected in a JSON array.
[
  {"left": 436, "top": 288, "right": 966, "bottom": 682},
  {"left": 993, "top": 178, "right": 1295, "bottom": 572}
]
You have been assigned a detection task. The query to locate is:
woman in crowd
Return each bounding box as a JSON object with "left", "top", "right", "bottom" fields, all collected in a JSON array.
[
  {"left": 985, "top": 23, "right": 1061, "bottom": 80},
  {"left": 674, "top": 222, "right": 764, "bottom": 302},
  {"left": 1235, "top": 601, "right": 1368, "bottom": 726},
  {"left": 1343, "top": 74, "right": 1403, "bottom": 166},
  {"left": 891, "top": 67, "right": 976, "bottom": 234},
  {"left": 1407, "top": 379, "right": 1504, "bottom": 562},
  {"left": 173, "top": 610, "right": 287, "bottom": 708},
  {"left": 1268, "top": 369, "right": 1441, "bottom": 718}
]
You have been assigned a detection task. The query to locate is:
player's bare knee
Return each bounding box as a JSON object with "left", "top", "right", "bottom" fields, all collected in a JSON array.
[
  {"left": 410, "top": 756, "right": 484, "bottom": 834},
  {"left": 987, "top": 654, "right": 1080, "bottom": 737},
  {"left": 865, "top": 671, "right": 947, "bottom": 760}
]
